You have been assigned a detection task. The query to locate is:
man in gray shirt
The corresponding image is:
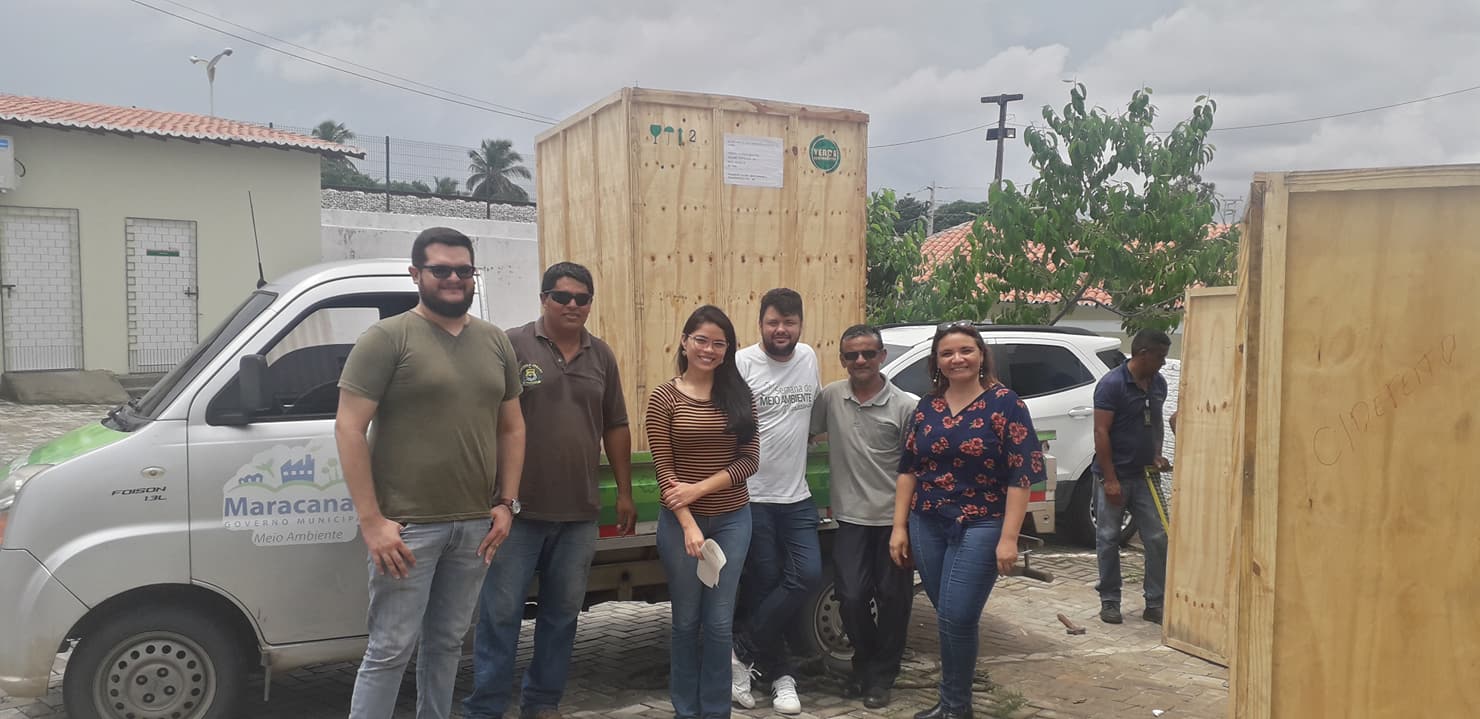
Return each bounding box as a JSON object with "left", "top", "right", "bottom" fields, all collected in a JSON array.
[{"left": 809, "top": 324, "right": 917, "bottom": 709}]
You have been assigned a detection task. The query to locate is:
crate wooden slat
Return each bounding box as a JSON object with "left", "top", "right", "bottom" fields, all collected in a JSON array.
[
  {"left": 1230, "top": 165, "right": 1480, "bottom": 718},
  {"left": 1162, "top": 286, "right": 1240, "bottom": 666},
  {"left": 536, "top": 88, "right": 868, "bottom": 450}
]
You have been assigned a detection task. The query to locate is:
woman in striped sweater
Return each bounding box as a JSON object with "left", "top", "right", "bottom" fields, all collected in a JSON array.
[{"left": 646, "top": 305, "right": 760, "bottom": 719}]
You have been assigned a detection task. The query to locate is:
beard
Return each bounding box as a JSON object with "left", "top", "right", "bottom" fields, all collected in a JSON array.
[
  {"left": 419, "top": 283, "right": 475, "bottom": 318},
  {"left": 762, "top": 337, "right": 796, "bottom": 357}
]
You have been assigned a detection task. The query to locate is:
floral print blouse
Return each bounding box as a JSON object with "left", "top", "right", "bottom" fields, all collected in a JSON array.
[{"left": 896, "top": 383, "right": 1046, "bottom": 523}]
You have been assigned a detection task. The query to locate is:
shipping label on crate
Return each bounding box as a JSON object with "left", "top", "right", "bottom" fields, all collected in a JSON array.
[{"left": 723, "top": 134, "right": 784, "bottom": 188}]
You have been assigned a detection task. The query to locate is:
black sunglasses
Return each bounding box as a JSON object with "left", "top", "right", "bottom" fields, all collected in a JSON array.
[
  {"left": 419, "top": 264, "right": 477, "bottom": 279},
  {"left": 936, "top": 320, "right": 977, "bottom": 333},
  {"left": 543, "top": 290, "right": 593, "bottom": 307},
  {"left": 841, "top": 350, "right": 880, "bottom": 361}
]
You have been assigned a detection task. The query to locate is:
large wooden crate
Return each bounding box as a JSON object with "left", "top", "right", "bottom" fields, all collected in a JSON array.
[
  {"left": 535, "top": 88, "right": 869, "bottom": 448},
  {"left": 1230, "top": 166, "right": 1480, "bottom": 718},
  {"left": 1163, "top": 286, "right": 1240, "bottom": 666}
]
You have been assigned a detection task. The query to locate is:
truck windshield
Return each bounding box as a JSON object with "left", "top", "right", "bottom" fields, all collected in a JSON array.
[{"left": 131, "top": 291, "right": 278, "bottom": 420}]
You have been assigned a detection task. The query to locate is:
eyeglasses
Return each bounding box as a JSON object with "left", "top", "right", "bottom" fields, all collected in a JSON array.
[
  {"left": 685, "top": 335, "right": 729, "bottom": 351},
  {"left": 936, "top": 320, "right": 977, "bottom": 332},
  {"left": 841, "top": 350, "right": 880, "bottom": 361},
  {"left": 419, "top": 264, "right": 477, "bottom": 279},
  {"left": 543, "top": 290, "right": 593, "bottom": 307}
]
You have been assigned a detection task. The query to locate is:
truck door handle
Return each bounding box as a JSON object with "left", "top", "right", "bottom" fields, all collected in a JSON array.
[{"left": 1068, "top": 407, "right": 1094, "bottom": 418}]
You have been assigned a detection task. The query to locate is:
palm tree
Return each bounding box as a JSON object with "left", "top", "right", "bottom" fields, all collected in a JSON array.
[
  {"left": 466, "top": 139, "right": 532, "bottom": 202},
  {"left": 311, "top": 120, "right": 355, "bottom": 145},
  {"left": 432, "top": 176, "right": 462, "bottom": 196}
]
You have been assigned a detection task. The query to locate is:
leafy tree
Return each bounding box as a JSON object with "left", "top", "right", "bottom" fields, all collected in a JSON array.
[
  {"left": 467, "top": 139, "right": 532, "bottom": 202},
  {"left": 978, "top": 85, "right": 1239, "bottom": 333},
  {"left": 893, "top": 194, "right": 929, "bottom": 235},
  {"left": 432, "top": 176, "right": 463, "bottom": 195},
  {"left": 310, "top": 120, "right": 355, "bottom": 145},
  {"left": 387, "top": 180, "right": 432, "bottom": 193},
  {"left": 865, "top": 190, "right": 996, "bottom": 325},
  {"left": 311, "top": 120, "right": 378, "bottom": 188},
  {"left": 933, "top": 200, "right": 988, "bottom": 231}
]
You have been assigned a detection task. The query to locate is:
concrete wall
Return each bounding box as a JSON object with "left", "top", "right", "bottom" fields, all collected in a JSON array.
[
  {"left": 320, "top": 209, "right": 540, "bottom": 331},
  {"left": 0, "top": 124, "right": 322, "bottom": 374}
]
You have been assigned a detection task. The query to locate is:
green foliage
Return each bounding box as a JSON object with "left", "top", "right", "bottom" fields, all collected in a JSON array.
[
  {"left": 934, "top": 199, "right": 989, "bottom": 230},
  {"left": 865, "top": 190, "right": 995, "bottom": 325},
  {"left": 467, "top": 139, "right": 533, "bottom": 202},
  {"left": 319, "top": 157, "right": 379, "bottom": 188},
  {"left": 432, "top": 176, "right": 463, "bottom": 195},
  {"left": 979, "top": 85, "right": 1240, "bottom": 333},
  {"left": 894, "top": 194, "right": 929, "bottom": 235}
]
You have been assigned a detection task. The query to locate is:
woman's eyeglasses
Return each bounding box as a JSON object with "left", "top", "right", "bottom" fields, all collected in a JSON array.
[
  {"left": 418, "top": 264, "right": 477, "bottom": 279},
  {"left": 936, "top": 320, "right": 978, "bottom": 333}
]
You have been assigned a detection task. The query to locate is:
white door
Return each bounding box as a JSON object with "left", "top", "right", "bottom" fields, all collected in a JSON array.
[
  {"left": 0, "top": 206, "right": 83, "bottom": 370},
  {"left": 126, "top": 218, "right": 198, "bottom": 373}
]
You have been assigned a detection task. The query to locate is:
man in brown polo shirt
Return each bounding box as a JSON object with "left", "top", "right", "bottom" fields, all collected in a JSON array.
[{"left": 464, "top": 262, "right": 635, "bottom": 719}]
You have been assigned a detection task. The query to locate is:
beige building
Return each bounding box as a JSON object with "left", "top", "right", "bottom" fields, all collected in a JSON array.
[{"left": 0, "top": 94, "right": 361, "bottom": 377}]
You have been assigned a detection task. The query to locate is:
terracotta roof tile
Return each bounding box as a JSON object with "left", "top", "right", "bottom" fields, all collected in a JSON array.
[
  {"left": 918, "top": 219, "right": 1230, "bottom": 306},
  {"left": 0, "top": 94, "right": 363, "bottom": 158}
]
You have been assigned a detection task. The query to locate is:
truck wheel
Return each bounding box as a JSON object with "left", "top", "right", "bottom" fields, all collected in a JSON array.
[
  {"left": 1064, "top": 471, "right": 1137, "bottom": 548},
  {"left": 796, "top": 564, "right": 855, "bottom": 676},
  {"left": 63, "top": 605, "right": 246, "bottom": 719}
]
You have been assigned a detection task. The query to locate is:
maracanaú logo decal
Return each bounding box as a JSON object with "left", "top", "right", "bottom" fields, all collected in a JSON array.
[{"left": 222, "top": 438, "right": 358, "bottom": 546}]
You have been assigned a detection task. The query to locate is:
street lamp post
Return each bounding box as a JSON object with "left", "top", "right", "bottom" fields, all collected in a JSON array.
[{"left": 188, "top": 48, "right": 233, "bottom": 116}]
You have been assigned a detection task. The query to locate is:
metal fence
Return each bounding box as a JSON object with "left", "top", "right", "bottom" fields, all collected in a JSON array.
[{"left": 268, "top": 124, "right": 537, "bottom": 202}]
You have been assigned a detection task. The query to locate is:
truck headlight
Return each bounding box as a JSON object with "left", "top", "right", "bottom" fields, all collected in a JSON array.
[{"left": 0, "top": 463, "right": 52, "bottom": 512}]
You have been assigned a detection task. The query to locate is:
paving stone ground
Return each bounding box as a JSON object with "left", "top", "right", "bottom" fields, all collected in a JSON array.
[{"left": 0, "top": 401, "right": 1227, "bottom": 719}]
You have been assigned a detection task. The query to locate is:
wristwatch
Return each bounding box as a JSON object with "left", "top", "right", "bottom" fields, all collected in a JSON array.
[{"left": 495, "top": 497, "right": 522, "bottom": 515}]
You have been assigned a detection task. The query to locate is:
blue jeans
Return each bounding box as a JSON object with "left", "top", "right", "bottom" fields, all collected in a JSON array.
[
  {"left": 1093, "top": 468, "right": 1168, "bottom": 608},
  {"left": 909, "top": 513, "right": 1002, "bottom": 713},
  {"left": 464, "top": 519, "right": 598, "bottom": 719},
  {"left": 349, "top": 519, "right": 490, "bottom": 719},
  {"left": 738, "top": 499, "right": 822, "bottom": 679},
  {"left": 658, "top": 506, "right": 751, "bottom": 719}
]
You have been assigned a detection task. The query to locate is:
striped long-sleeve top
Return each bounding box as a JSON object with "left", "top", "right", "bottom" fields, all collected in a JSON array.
[{"left": 645, "top": 379, "right": 760, "bottom": 516}]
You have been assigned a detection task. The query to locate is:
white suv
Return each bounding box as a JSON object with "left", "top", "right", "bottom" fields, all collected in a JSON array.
[{"left": 878, "top": 323, "right": 1132, "bottom": 546}]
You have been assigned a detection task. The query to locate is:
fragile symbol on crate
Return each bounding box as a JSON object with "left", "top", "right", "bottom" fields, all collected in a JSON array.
[
  {"left": 649, "top": 124, "right": 698, "bottom": 146},
  {"left": 145, "top": 249, "right": 181, "bottom": 257}
]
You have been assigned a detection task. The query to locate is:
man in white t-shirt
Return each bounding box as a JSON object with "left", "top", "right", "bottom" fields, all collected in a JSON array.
[{"left": 730, "top": 288, "right": 822, "bottom": 715}]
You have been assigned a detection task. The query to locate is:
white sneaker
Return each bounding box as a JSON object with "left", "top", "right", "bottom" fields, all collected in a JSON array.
[
  {"left": 731, "top": 654, "right": 757, "bottom": 709},
  {"left": 771, "top": 675, "right": 801, "bottom": 715}
]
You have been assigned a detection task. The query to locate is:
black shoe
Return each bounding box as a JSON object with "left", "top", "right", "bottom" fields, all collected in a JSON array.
[
  {"left": 1142, "top": 607, "right": 1163, "bottom": 624},
  {"left": 914, "top": 703, "right": 972, "bottom": 719},
  {"left": 842, "top": 676, "right": 866, "bottom": 699},
  {"left": 1100, "top": 601, "right": 1123, "bottom": 624},
  {"left": 863, "top": 687, "right": 891, "bottom": 709}
]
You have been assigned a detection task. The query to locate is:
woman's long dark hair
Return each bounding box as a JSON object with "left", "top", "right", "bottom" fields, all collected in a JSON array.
[
  {"left": 677, "top": 305, "right": 757, "bottom": 445},
  {"left": 927, "top": 323, "right": 998, "bottom": 396}
]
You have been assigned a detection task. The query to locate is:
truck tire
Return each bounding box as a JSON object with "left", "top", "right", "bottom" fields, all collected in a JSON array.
[
  {"left": 1064, "top": 471, "right": 1137, "bottom": 548},
  {"left": 795, "top": 563, "right": 854, "bottom": 676},
  {"left": 63, "top": 605, "right": 246, "bottom": 719}
]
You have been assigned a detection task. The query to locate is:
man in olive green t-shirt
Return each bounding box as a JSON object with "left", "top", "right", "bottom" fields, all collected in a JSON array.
[{"left": 335, "top": 227, "right": 525, "bottom": 719}]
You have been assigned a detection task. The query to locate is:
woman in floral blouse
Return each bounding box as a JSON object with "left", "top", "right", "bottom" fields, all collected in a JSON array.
[{"left": 890, "top": 321, "right": 1046, "bottom": 719}]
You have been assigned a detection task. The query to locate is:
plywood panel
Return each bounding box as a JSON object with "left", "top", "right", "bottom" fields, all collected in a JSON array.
[
  {"left": 536, "top": 88, "right": 868, "bottom": 450},
  {"left": 1162, "top": 286, "right": 1239, "bottom": 666},
  {"left": 1231, "top": 172, "right": 1480, "bottom": 718}
]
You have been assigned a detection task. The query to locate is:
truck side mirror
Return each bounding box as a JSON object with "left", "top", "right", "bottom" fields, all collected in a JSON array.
[{"left": 239, "top": 354, "right": 274, "bottom": 416}]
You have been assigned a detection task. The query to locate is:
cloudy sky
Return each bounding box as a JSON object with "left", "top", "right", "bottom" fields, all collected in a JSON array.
[{"left": 8, "top": 0, "right": 1480, "bottom": 215}]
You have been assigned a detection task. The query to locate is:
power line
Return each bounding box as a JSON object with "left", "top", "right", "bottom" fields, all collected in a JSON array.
[
  {"left": 151, "top": 0, "right": 560, "bottom": 123},
  {"left": 871, "top": 80, "right": 1480, "bottom": 149},
  {"left": 151, "top": 0, "right": 559, "bottom": 122},
  {"left": 123, "top": 0, "right": 556, "bottom": 125}
]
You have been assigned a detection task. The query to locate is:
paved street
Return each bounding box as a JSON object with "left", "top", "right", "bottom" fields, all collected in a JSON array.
[{"left": 1, "top": 401, "right": 1227, "bottom": 719}]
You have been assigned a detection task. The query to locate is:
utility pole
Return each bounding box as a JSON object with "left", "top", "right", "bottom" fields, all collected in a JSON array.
[
  {"left": 981, "top": 93, "right": 1023, "bottom": 188},
  {"left": 925, "top": 182, "right": 938, "bottom": 236}
]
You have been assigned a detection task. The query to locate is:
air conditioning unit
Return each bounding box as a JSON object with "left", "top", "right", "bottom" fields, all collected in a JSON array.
[{"left": 0, "top": 136, "right": 16, "bottom": 192}]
